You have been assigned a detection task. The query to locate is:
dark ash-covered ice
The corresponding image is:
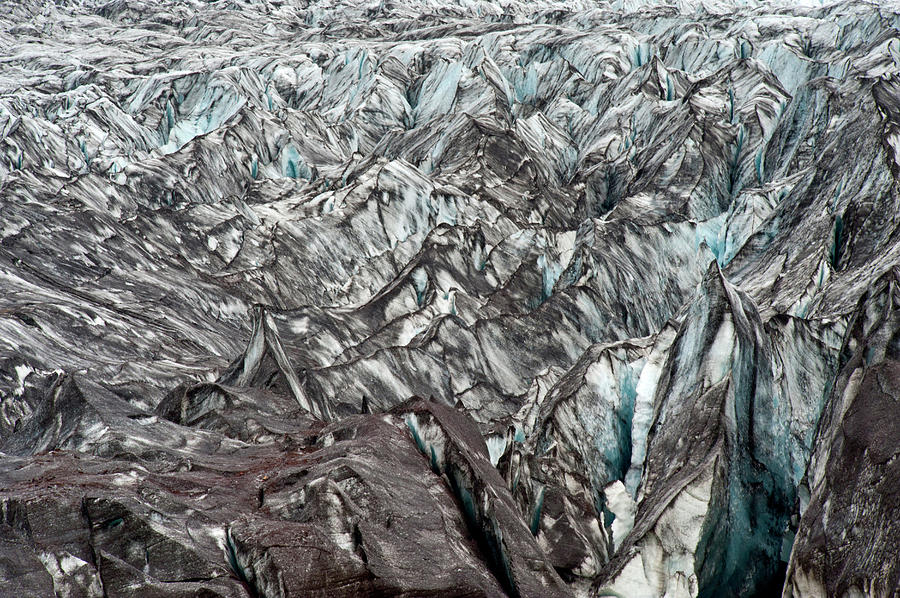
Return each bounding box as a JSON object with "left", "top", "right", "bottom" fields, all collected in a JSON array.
[{"left": 1, "top": 0, "right": 899, "bottom": 596}]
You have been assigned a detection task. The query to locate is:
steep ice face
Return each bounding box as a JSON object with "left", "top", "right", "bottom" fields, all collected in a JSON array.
[
  {"left": 601, "top": 457, "right": 716, "bottom": 598},
  {"left": 594, "top": 263, "right": 846, "bottom": 597},
  {"left": 524, "top": 338, "right": 651, "bottom": 496},
  {"left": 603, "top": 481, "right": 636, "bottom": 552},
  {"left": 625, "top": 323, "right": 678, "bottom": 495}
]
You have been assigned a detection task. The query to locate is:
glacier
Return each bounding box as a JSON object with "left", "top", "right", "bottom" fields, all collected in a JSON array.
[{"left": 1, "top": 0, "right": 899, "bottom": 596}]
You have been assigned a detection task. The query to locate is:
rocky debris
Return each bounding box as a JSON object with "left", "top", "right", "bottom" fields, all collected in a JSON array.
[
  {"left": 396, "top": 399, "right": 571, "bottom": 597},
  {"left": 783, "top": 268, "right": 900, "bottom": 598},
  {"left": 1, "top": 387, "right": 564, "bottom": 597},
  {"left": 228, "top": 410, "right": 517, "bottom": 598}
]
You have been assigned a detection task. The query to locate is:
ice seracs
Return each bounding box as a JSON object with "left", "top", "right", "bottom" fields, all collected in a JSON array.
[{"left": 2, "top": 0, "right": 899, "bottom": 596}]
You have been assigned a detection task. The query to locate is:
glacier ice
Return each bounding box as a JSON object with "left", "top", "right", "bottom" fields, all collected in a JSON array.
[{"left": 1, "top": 0, "right": 899, "bottom": 596}]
